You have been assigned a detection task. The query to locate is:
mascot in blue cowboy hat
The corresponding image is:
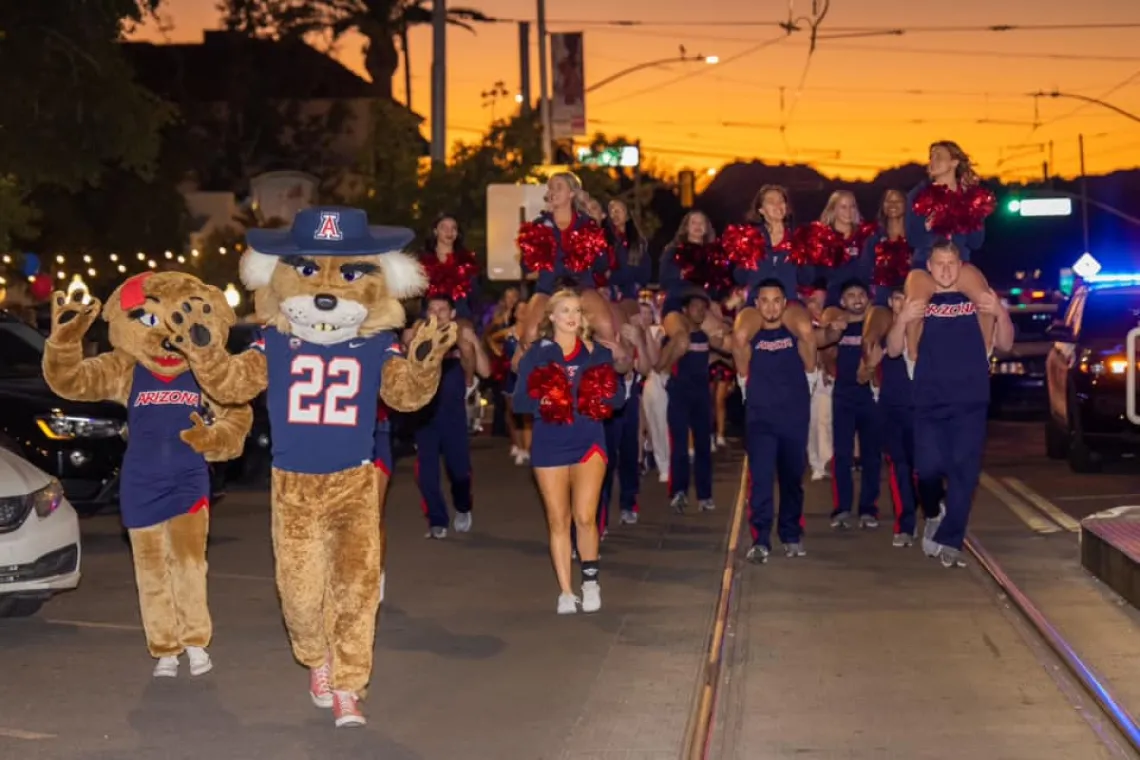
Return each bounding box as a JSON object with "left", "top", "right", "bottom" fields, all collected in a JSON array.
[{"left": 169, "top": 206, "right": 457, "bottom": 727}]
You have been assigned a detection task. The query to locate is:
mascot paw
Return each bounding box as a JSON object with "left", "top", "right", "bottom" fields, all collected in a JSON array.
[
  {"left": 179, "top": 412, "right": 215, "bottom": 454},
  {"left": 408, "top": 316, "right": 458, "bottom": 368},
  {"left": 49, "top": 291, "right": 101, "bottom": 345},
  {"left": 166, "top": 297, "right": 225, "bottom": 361}
]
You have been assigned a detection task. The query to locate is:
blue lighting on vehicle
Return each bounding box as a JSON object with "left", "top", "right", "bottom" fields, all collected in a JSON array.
[{"left": 1084, "top": 273, "right": 1140, "bottom": 284}]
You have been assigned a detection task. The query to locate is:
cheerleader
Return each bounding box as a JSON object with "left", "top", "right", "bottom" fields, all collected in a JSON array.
[
  {"left": 604, "top": 200, "right": 653, "bottom": 317},
  {"left": 858, "top": 189, "right": 913, "bottom": 382},
  {"left": 420, "top": 214, "right": 480, "bottom": 324},
  {"left": 804, "top": 286, "right": 834, "bottom": 480},
  {"left": 902, "top": 141, "right": 997, "bottom": 361},
  {"left": 728, "top": 186, "right": 817, "bottom": 377},
  {"left": 816, "top": 190, "right": 876, "bottom": 307},
  {"left": 513, "top": 289, "right": 630, "bottom": 613},
  {"left": 710, "top": 291, "right": 744, "bottom": 449},
  {"left": 658, "top": 211, "right": 733, "bottom": 356},
  {"left": 516, "top": 173, "right": 622, "bottom": 351},
  {"left": 488, "top": 302, "right": 530, "bottom": 465}
]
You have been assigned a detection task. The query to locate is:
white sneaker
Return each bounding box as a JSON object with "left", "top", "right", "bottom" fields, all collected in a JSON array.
[
  {"left": 581, "top": 581, "right": 601, "bottom": 613},
  {"left": 453, "top": 511, "right": 472, "bottom": 533},
  {"left": 619, "top": 509, "right": 638, "bottom": 525},
  {"left": 509, "top": 445, "right": 520, "bottom": 458},
  {"left": 557, "top": 593, "right": 579, "bottom": 614},
  {"left": 153, "top": 656, "right": 179, "bottom": 678},
  {"left": 716, "top": 435, "right": 727, "bottom": 448},
  {"left": 923, "top": 502, "right": 946, "bottom": 557},
  {"left": 186, "top": 646, "right": 212, "bottom": 676},
  {"left": 810, "top": 470, "right": 825, "bottom": 481}
]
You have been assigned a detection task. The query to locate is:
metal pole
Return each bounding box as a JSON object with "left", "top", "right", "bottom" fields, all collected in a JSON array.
[
  {"left": 519, "top": 22, "right": 532, "bottom": 115},
  {"left": 634, "top": 139, "right": 643, "bottom": 222},
  {"left": 430, "top": 0, "right": 447, "bottom": 163},
  {"left": 537, "top": 0, "right": 552, "bottom": 164},
  {"left": 1079, "top": 134, "right": 1090, "bottom": 254}
]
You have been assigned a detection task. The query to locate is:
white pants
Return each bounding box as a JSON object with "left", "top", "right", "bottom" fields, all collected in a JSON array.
[
  {"left": 808, "top": 381, "right": 833, "bottom": 475},
  {"left": 642, "top": 372, "right": 670, "bottom": 483}
]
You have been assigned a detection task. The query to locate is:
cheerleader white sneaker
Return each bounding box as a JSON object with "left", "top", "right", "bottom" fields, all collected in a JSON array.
[
  {"left": 581, "top": 581, "right": 602, "bottom": 613},
  {"left": 153, "top": 656, "right": 179, "bottom": 678},
  {"left": 186, "top": 646, "right": 212, "bottom": 676},
  {"left": 557, "top": 593, "right": 579, "bottom": 615}
]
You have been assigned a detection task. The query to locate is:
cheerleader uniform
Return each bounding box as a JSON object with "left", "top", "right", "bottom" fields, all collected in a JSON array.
[
  {"left": 667, "top": 329, "right": 714, "bottom": 511},
  {"left": 512, "top": 338, "right": 623, "bottom": 468},
  {"left": 526, "top": 212, "right": 609, "bottom": 295},
  {"left": 830, "top": 319, "right": 881, "bottom": 528},
  {"left": 743, "top": 323, "right": 812, "bottom": 560},
  {"left": 733, "top": 224, "right": 805, "bottom": 307},
  {"left": 373, "top": 405, "right": 392, "bottom": 477},
  {"left": 605, "top": 224, "right": 652, "bottom": 301},
  {"left": 413, "top": 348, "right": 473, "bottom": 535},
  {"left": 420, "top": 250, "right": 479, "bottom": 321},
  {"left": 865, "top": 231, "right": 912, "bottom": 307},
  {"left": 599, "top": 369, "right": 643, "bottom": 529},
  {"left": 905, "top": 181, "right": 986, "bottom": 268},
  {"left": 913, "top": 292, "right": 990, "bottom": 567},
  {"left": 825, "top": 231, "right": 876, "bottom": 307},
  {"left": 658, "top": 243, "right": 731, "bottom": 316}
]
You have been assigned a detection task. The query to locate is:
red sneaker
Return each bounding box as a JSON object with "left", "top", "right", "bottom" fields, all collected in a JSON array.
[
  {"left": 332, "top": 690, "right": 366, "bottom": 727},
  {"left": 309, "top": 661, "right": 332, "bottom": 708}
]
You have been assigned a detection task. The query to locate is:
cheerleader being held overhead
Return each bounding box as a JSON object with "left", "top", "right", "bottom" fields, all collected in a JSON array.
[{"left": 515, "top": 172, "right": 625, "bottom": 351}]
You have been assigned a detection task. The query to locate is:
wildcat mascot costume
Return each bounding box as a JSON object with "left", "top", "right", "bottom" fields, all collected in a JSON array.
[
  {"left": 169, "top": 207, "right": 456, "bottom": 727},
  {"left": 42, "top": 272, "right": 253, "bottom": 678}
]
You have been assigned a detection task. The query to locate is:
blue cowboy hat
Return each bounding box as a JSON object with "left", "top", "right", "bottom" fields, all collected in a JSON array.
[{"left": 246, "top": 206, "right": 415, "bottom": 257}]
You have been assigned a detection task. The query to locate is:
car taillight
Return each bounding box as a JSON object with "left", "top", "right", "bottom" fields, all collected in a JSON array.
[{"left": 1080, "top": 355, "right": 1131, "bottom": 375}]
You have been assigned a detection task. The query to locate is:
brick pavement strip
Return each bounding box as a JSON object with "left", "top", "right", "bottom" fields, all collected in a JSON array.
[{"left": 0, "top": 441, "right": 741, "bottom": 760}]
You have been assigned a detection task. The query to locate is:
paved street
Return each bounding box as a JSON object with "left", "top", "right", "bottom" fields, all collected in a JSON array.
[
  {"left": 0, "top": 439, "right": 741, "bottom": 760},
  {"left": 7, "top": 421, "right": 1140, "bottom": 759}
]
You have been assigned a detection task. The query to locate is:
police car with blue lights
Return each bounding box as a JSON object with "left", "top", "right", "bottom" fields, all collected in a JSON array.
[
  {"left": 1044, "top": 259, "right": 1140, "bottom": 472},
  {"left": 990, "top": 286, "right": 1058, "bottom": 417}
]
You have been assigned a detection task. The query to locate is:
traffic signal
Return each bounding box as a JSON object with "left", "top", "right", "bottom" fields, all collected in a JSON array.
[{"left": 679, "top": 170, "right": 695, "bottom": 208}]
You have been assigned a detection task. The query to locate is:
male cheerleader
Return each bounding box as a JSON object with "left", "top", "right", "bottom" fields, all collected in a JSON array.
[
  {"left": 656, "top": 288, "right": 731, "bottom": 513},
  {"left": 737, "top": 279, "right": 820, "bottom": 562},
  {"left": 886, "top": 240, "right": 1012, "bottom": 567},
  {"left": 820, "top": 280, "right": 882, "bottom": 529}
]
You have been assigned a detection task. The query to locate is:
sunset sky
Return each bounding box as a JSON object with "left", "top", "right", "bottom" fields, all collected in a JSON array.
[{"left": 131, "top": 0, "right": 1140, "bottom": 182}]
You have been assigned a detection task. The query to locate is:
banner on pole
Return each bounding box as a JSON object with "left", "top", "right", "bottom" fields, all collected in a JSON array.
[{"left": 550, "top": 33, "right": 586, "bottom": 139}]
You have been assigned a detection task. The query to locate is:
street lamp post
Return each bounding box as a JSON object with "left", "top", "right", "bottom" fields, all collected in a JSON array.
[{"left": 586, "top": 53, "right": 718, "bottom": 94}]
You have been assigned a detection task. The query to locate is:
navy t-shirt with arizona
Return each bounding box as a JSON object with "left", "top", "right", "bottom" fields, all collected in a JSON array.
[{"left": 119, "top": 364, "right": 211, "bottom": 529}]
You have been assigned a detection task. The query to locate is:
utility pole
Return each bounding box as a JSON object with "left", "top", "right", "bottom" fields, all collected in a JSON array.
[
  {"left": 1079, "top": 133, "right": 1090, "bottom": 254},
  {"left": 430, "top": 0, "right": 447, "bottom": 164},
  {"left": 537, "top": 0, "right": 552, "bottom": 164},
  {"left": 519, "top": 22, "right": 532, "bottom": 115}
]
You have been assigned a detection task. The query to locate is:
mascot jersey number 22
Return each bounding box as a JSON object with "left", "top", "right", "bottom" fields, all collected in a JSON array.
[
  {"left": 42, "top": 272, "right": 253, "bottom": 679},
  {"left": 171, "top": 207, "right": 456, "bottom": 728}
]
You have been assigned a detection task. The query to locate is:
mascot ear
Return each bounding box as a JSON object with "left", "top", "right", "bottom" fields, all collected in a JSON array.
[
  {"left": 240, "top": 248, "right": 279, "bottom": 291},
  {"left": 377, "top": 251, "right": 427, "bottom": 300}
]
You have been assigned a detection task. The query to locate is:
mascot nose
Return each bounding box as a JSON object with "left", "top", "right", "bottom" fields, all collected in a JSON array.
[{"left": 314, "top": 294, "right": 338, "bottom": 311}]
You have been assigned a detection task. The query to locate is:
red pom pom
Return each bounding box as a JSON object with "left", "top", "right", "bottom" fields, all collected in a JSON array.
[
  {"left": 872, "top": 237, "right": 913, "bottom": 287},
  {"left": 721, "top": 224, "right": 765, "bottom": 270},
  {"left": 675, "top": 241, "right": 733, "bottom": 297},
  {"left": 29, "top": 276, "right": 52, "bottom": 301},
  {"left": 490, "top": 353, "right": 511, "bottom": 384},
  {"left": 789, "top": 222, "right": 841, "bottom": 267},
  {"left": 517, "top": 222, "right": 556, "bottom": 273},
  {"left": 527, "top": 362, "right": 574, "bottom": 424},
  {"left": 563, "top": 221, "right": 609, "bottom": 274},
  {"left": 578, "top": 363, "right": 619, "bottom": 421},
  {"left": 423, "top": 249, "right": 479, "bottom": 302},
  {"left": 913, "top": 183, "right": 995, "bottom": 236}
]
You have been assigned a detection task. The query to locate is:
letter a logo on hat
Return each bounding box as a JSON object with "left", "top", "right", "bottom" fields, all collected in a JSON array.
[{"left": 314, "top": 211, "right": 343, "bottom": 241}]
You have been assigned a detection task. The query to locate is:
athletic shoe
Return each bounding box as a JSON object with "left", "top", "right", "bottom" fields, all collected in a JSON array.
[
  {"left": 186, "top": 646, "right": 212, "bottom": 676},
  {"left": 746, "top": 544, "right": 770, "bottom": 564},
  {"left": 783, "top": 542, "right": 806, "bottom": 558},
  {"left": 453, "top": 511, "right": 472, "bottom": 533},
  {"left": 153, "top": 656, "right": 178, "bottom": 678},
  {"left": 557, "top": 593, "right": 579, "bottom": 615},
  {"left": 581, "top": 581, "right": 601, "bottom": 613}
]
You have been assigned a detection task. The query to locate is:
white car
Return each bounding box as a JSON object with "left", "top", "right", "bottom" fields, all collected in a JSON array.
[{"left": 0, "top": 447, "right": 81, "bottom": 617}]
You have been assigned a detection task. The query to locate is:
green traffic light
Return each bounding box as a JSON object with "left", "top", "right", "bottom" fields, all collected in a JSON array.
[{"left": 1007, "top": 199, "right": 1021, "bottom": 213}]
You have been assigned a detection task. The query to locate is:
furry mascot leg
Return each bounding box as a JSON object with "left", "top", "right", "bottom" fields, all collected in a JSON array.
[
  {"left": 128, "top": 506, "right": 212, "bottom": 675},
  {"left": 272, "top": 463, "right": 382, "bottom": 711}
]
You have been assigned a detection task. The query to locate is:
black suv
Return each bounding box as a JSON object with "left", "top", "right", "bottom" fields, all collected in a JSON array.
[{"left": 1044, "top": 283, "right": 1140, "bottom": 472}]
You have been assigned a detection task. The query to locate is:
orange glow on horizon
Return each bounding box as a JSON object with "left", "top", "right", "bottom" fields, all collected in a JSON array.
[{"left": 131, "top": 0, "right": 1140, "bottom": 183}]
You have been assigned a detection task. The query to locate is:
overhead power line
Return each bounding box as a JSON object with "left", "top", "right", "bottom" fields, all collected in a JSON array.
[{"left": 486, "top": 17, "right": 1140, "bottom": 34}]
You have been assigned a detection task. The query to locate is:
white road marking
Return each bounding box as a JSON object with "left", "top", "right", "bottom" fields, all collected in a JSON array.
[
  {"left": 1002, "top": 477, "right": 1082, "bottom": 532},
  {"left": 0, "top": 727, "right": 56, "bottom": 740},
  {"left": 211, "top": 572, "right": 274, "bottom": 582},
  {"left": 42, "top": 619, "right": 142, "bottom": 631},
  {"left": 1054, "top": 492, "right": 1140, "bottom": 502},
  {"left": 979, "top": 472, "right": 1061, "bottom": 534}
]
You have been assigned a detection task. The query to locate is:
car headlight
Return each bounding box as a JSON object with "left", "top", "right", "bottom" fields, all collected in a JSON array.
[
  {"left": 36, "top": 413, "right": 124, "bottom": 440},
  {"left": 31, "top": 478, "right": 63, "bottom": 518}
]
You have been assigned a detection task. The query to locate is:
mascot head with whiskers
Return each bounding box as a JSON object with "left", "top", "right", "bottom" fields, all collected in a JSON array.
[{"left": 237, "top": 206, "right": 427, "bottom": 344}]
